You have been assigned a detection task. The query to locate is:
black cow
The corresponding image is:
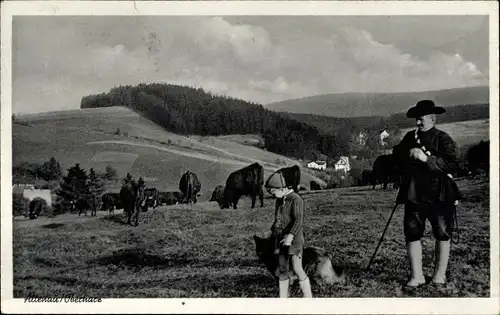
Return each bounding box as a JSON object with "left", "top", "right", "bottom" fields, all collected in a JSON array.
[
  {"left": 209, "top": 185, "right": 225, "bottom": 208},
  {"left": 271, "top": 165, "right": 301, "bottom": 193},
  {"left": 120, "top": 179, "right": 146, "bottom": 226},
  {"left": 221, "top": 163, "right": 264, "bottom": 209},
  {"left": 179, "top": 171, "right": 202, "bottom": 204},
  {"left": 101, "top": 192, "right": 122, "bottom": 215},
  {"left": 144, "top": 188, "right": 160, "bottom": 210},
  {"left": 466, "top": 140, "right": 489, "bottom": 177},
  {"left": 361, "top": 169, "right": 373, "bottom": 186},
  {"left": 371, "top": 154, "right": 399, "bottom": 190},
  {"left": 349, "top": 168, "right": 363, "bottom": 186},
  {"left": 72, "top": 195, "right": 98, "bottom": 217},
  {"left": 159, "top": 191, "right": 182, "bottom": 206},
  {"left": 310, "top": 181, "right": 322, "bottom": 191}
]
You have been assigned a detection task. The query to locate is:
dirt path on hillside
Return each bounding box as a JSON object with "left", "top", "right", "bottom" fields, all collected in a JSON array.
[
  {"left": 86, "top": 139, "right": 325, "bottom": 186},
  {"left": 86, "top": 140, "right": 281, "bottom": 172}
]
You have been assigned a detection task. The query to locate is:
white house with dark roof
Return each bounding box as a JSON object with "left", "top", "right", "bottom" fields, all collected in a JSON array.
[
  {"left": 307, "top": 160, "right": 327, "bottom": 171},
  {"left": 379, "top": 130, "right": 390, "bottom": 147},
  {"left": 12, "top": 183, "right": 52, "bottom": 207},
  {"left": 334, "top": 156, "right": 351, "bottom": 173}
]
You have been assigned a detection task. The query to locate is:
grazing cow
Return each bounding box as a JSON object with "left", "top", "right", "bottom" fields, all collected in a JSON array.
[
  {"left": 270, "top": 165, "right": 301, "bottom": 193},
  {"left": 349, "top": 168, "right": 363, "bottom": 186},
  {"left": 371, "top": 154, "right": 399, "bottom": 190},
  {"left": 179, "top": 171, "right": 202, "bottom": 204},
  {"left": 310, "top": 181, "right": 322, "bottom": 191},
  {"left": 361, "top": 169, "right": 373, "bottom": 186},
  {"left": 466, "top": 140, "right": 489, "bottom": 177},
  {"left": 209, "top": 185, "right": 225, "bottom": 208},
  {"left": 253, "top": 231, "right": 346, "bottom": 286},
  {"left": 120, "top": 178, "right": 146, "bottom": 226},
  {"left": 159, "top": 191, "right": 182, "bottom": 206},
  {"left": 101, "top": 192, "right": 122, "bottom": 215},
  {"left": 144, "top": 188, "right": 160, "bottom": 210},
  {"left": 221, "top": 163, "right": 264, "bottom": 209},
  {"left": 90, "top": 194, "right": 98, "bottom": 216},
  {"left": 72, "top": 195, "right": 98, "bottom": 217}
]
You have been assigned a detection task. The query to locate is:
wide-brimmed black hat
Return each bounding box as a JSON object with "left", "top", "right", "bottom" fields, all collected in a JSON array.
[{"left": 406, "top": 100, "right": 446, "bottom": 118}]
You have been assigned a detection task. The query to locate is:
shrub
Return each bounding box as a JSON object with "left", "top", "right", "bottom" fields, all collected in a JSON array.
[
  {"left": 28, "top": 197, "right": 49, "bottom": 219},
  {"left": 13, "top": 194, "right": 30, "bottom": 217}
]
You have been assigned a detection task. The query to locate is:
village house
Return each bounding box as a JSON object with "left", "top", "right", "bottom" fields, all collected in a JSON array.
[
  {"left": 356, "top": 131, "right": 368, "bottom": 146},
  {"left": 334, "top": 156, "right": 351, "bottom": 173},
  {"left": 379, "top": 130, "right": 390, "bottom": 147},
  {"left": 307, "top": 161, "right": 327, "bottom": 171},
  {"left": 12, "top": 183, "right": 53, "bottom": 208}
]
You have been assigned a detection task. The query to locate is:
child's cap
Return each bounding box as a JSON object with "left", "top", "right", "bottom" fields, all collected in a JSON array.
[{"left": 265, "top": 171, "right": 287, "bottom": 189}]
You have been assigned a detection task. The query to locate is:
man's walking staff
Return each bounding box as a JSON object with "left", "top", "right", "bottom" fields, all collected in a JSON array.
[{"left": 365, "top": 203, "right": 399, "bottom": 271}]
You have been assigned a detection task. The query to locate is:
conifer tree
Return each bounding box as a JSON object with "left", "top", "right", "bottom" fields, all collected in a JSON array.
[
  {"left": 104, "top": 165, "right": 118, "bottom": 181},
  {"left": 55, "top": 163, "right": 91, "bottom": 211},
  {"left": 88, "top": 168, "right": 105, "bottom": 208}
]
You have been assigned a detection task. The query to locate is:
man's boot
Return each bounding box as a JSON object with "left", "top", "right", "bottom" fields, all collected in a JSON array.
[
  {"left": 432, "top": 240, "right": 450, "bottom": 285},
  {"left": 299, "top": 277, "right": 313, "bottom": 298},
  {"left": 406, "top": 240, "right": 425, "bottom": 287},
  {"left": 279, "top": 279, "right": 289, "bottom": 298}
]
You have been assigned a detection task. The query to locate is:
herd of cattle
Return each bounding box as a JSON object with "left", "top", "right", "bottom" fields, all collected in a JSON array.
[
  {"left": 71, "top": 163, "right": 301, "bottom": 225},
  {"left": 69, "top": 139, "right": 489, "bottom": 225}
]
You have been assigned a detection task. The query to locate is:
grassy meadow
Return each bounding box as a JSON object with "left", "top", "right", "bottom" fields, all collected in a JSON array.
[{"left": 13, "top": 176, "right": 489, "bottom": 298}]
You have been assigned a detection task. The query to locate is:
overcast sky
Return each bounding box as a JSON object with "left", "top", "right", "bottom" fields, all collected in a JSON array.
[{"left": 12, "top": 15, "right": 489, "bottom": 114}]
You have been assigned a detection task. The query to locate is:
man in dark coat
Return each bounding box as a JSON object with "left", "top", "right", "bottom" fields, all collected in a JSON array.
[
  {"left": 393, "top": 100, "right": 461, "bottom": 288},
  {"left": 265, "top": 171, "right": 311, "bottom": 298}
]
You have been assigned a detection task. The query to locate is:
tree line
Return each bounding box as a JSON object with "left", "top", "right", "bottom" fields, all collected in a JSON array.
[
  {"left": 285, "top": 103, "right": 489, "bottom": 137},
  {"left": 13, "top": 157, "right": 121, "bottom": 216},
  {"left": 80, "top": 83, "right": 347, "bottom": 160}
]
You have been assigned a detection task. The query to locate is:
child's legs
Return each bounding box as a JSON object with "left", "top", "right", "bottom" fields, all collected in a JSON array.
[
  {"left": 291, "top": 253, "right": 307, "bottom": 281},
  {"left": 278, "top": 253, "right": 291, "bottom": 281}
]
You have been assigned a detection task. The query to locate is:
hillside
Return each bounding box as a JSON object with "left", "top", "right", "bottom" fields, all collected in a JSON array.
[
  {"left": 79, "top": 83, "right": 342, "bottom": 160},
  {"left": 265, "top": 86, "right": 489, "bottom": 118},
  {"left": 400, "top": 119, "right": 490, "bottom": 149},
  {"left": 12, "top": 107, "right": 326, "bottom": 200},
  {"left": 280, "top": 104, "right": 489, "bottom": 148}
]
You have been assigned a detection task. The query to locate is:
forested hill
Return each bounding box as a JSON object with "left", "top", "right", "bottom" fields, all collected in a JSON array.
[
  {"left": 265, "top": 86, "right": 489, "bottom": 118},
  {"left": 284, "top": 103, "right": 490, "bottom": 137},
  {"left": 80, "top": 83, "right": 347, "bottom": 160}
]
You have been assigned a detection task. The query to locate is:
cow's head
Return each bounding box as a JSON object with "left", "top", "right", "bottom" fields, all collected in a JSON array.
[{"left": 220, "top": 199, "right": 231, "bottom": 209}]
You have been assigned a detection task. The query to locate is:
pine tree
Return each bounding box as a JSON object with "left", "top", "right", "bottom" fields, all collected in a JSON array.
[
  {"left": 104, "top": 165, "right": 118, "bottom": 181},
  {"left": 88, "top": 168, "right": 105, "bottom": 208},
  {"left": 37, "top": 157, "right": 61, "bottom": 181},
  {"left": 48, "top": 157, "right": 62, "bottom": 179},
  {"left": 55, "top": 163, "right": 91, "bottom": 211}
]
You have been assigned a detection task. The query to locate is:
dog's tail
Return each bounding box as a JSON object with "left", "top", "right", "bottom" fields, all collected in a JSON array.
[{"left": 321, "top": 258, "right": 347, "bottom": 285}]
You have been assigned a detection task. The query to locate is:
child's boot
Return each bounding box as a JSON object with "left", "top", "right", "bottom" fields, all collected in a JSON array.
[
  {"left": 299, "top": 277, "right": 313, "bottom": 298},
  {"left": 279, "top": 279, "right": 289, "bottom": 298}
]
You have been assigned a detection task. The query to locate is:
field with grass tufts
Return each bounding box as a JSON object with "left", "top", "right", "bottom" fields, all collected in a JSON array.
[{"left": 13, "top": 176, "right": 489, "bottom": 298}]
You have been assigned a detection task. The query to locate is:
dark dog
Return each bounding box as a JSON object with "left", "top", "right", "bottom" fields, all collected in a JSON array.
[{"left": 253, "top": 231, "right": 346, "bottom": 286}]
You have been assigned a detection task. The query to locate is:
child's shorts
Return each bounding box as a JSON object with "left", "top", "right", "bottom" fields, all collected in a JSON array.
[{"left": 277, "top": 245, "right": 303, "bottom": 281}]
